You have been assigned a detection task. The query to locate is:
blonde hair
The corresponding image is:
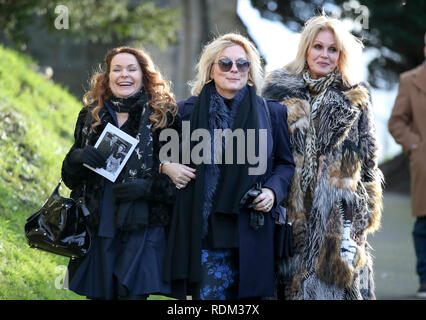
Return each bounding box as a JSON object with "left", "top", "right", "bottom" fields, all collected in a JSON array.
[
  {"left": 284, "top": 15, "right": 364, "bottom": 86},
  {"left": 189, "top": 33, "right": 264, "bottom": 96}
]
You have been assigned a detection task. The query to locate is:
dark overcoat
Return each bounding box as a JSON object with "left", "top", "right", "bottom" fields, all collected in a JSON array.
[
  {"left": 61, "top": 103, "right": 178, "bottom": 229},
  {"left": 167, "top": 94, "right": 295, "bottom": 298}
]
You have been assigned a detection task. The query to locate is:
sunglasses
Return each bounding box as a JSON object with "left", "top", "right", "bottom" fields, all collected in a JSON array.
[{"left": 214, "top": 58, "right": 250, "bottom": 73}]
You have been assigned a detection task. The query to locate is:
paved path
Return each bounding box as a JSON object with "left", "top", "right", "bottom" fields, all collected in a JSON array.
[{"left": 369, "top": 192, "right": 422, "bottom": 300}]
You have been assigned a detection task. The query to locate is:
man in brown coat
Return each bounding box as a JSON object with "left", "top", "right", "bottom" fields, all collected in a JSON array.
[{"left": 389, "top": 33, "right": 426, "bottom": 298}]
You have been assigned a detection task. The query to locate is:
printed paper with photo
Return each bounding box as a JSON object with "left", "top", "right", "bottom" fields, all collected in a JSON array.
[{"left": 83, "top": 123, "right": 138, "bottom": 182}]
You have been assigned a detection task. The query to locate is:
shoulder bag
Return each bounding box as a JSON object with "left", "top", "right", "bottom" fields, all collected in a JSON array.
[{"left": 24, "top": 178, "right": 92, "bottom": 259}]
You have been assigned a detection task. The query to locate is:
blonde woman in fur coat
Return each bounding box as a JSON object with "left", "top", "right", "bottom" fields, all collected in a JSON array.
[{"left": 262, "top": 15, "right": 384, "bottom": 300}]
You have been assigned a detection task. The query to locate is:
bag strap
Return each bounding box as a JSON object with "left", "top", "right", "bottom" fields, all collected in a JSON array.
[
  {"left": 262, "top": 97, "right": 277, "bottom": 169},
  {"left": 58, "top": 177, "right": 89, "bottom": 216},
  {"left": 52, "top": 178, "right": 63, "bottom": 197},
  {"left": 262, "top": 98, "right": 272, "bottom": 130}
]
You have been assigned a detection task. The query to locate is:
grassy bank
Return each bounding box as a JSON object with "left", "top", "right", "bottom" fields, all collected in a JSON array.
[{"left": 0, "top": 45, "right": 86, "bottom": 299}]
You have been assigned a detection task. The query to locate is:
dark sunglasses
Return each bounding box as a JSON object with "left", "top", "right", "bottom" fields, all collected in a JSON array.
[{"left": 215, "top": 58, "right": 250, "bottom": 73}]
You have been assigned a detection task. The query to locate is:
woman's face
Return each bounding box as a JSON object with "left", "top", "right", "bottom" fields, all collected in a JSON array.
[
  {"left": 306, "top": 29, "right": 340, "bottom": 79},
  {"left": 109, "top": 53, "right": 143, "bottom": 98},
  {"left": 210, "top": 44, "right": 249, "bottom": 99}
]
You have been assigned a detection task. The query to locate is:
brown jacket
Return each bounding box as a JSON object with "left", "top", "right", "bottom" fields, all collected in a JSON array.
[{"left": 389, "top": 64, "right": 426, "bottom": 216}]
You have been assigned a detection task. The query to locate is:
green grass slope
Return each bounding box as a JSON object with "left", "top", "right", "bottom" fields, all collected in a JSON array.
[{"left": 0, "top": 45, "right": 84, "bottom": 299}]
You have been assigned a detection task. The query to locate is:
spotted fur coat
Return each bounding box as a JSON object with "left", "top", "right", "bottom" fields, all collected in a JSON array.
[{"left": 262, "top": 69, "right": 384, "bottom": 300}]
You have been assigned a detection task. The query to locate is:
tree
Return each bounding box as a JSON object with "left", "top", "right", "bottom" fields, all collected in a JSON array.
[
  {"left": 0, "top": 0, "right": 180, "bottom": 50},
  {"left": 250, "top": 0, "right": 426, "bottom": 88}
]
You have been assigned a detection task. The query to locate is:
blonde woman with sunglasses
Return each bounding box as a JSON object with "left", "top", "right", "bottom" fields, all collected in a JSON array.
[{"left": 162, "top": 33, "right": 295, "bottom": 300}]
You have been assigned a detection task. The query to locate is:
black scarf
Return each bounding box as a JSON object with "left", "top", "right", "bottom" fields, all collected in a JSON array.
[
  {"left": 164, "top": 81, "right": 259, "bottom": 284},
  {"left": 109, "top": 89, "right": 144, "bottom": 113},
  {"left": 201, "top": 85, "right": 247, "bottom": 237},
  {"left": 107, "top": 89, "right": 154, "bottom": 231}
]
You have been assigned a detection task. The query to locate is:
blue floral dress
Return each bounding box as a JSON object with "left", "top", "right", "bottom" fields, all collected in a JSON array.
[{"left": 191, "top": 249, "right": 238, "bottom": 300}]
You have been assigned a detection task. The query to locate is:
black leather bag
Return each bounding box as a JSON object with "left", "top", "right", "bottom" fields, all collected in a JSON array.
[
  {"left": 24, "top": 179, "right": 92, "bottom": 259},
  {"left": 274, "top": 205, "right": 294, "bottom": 259}
]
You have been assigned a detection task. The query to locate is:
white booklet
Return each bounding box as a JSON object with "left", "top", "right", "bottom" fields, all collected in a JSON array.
[{"left": 83, "top": 123, "right": 139, "bottom": 182}]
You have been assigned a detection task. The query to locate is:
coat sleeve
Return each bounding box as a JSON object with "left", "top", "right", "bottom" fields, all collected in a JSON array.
[
  {"left": 358, "top": 98, "right": 384, "bottom": 234},
  {"left": 142, "top": 111, "right": 181, "bottom": 205},
  {"left": 263, "top": 101, "right": 296, "bottom": 206},
  {"left": 388, "top": 73, "right": 419, "bottom": 152},
  {"left": 61, "top": 107, "right": 93, "bottom": 190},
  {"left": 142, "top": 98, "right": 192, "bottom": 204}
]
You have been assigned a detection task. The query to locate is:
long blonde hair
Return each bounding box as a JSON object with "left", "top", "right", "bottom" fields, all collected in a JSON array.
[
  {"left": 83, "top": 46, "right": 177, "bottom": 131},
  {"left": 189, "top": 33, "right": 264, "bottom": 96},
  {"left": 285, "top": 15, "right": 364, "bottom": 86}
]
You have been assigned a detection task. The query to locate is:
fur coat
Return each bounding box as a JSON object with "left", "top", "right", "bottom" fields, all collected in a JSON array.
[{"left": 262, "top": 69, "right": 384, "bottom": 300}]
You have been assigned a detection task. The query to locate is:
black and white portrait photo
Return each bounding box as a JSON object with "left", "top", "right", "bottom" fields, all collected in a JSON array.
[{"left": 83, "top": 123, "right": 138, "bottom": 182}]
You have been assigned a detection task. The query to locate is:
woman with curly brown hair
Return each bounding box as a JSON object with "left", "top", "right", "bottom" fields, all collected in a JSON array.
[{"left": 61, "top": 46, "right": 184, "bottom": 300}]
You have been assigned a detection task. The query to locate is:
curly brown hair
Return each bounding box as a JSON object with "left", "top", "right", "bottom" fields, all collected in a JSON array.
[{"left": 83, "top": 46, "right": 177, "bottom": 131}]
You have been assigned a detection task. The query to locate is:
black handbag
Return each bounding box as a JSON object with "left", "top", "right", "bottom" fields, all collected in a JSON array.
[
  {"left": 24, "top": 179, "right": 92, "bottom": 259},
  {"left": 274, "top": 205, "right": 294, "bottom": 259}
]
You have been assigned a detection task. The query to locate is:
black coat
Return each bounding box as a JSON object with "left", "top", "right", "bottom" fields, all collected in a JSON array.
[{"left": 61, "top": 104, "right": 178, "bottom": 230}]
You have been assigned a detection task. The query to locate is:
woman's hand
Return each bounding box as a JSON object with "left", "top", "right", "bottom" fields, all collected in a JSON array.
[
  {"left": 252, "top": 188, "right": 275, "bottom": 212},
  {"left": 161, "top": 163, "right": 196, "bottom": 189},
  {"left": 69, "top": 146, "right": 107, "bottom": 169}
]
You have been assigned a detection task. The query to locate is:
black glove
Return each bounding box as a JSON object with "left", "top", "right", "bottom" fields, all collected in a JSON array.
[
  {"left": 240, "top": 182, "right": 265, "bottom": 231},
  {"left": 249, "top": 211, "right": 264, "bottom": 231},
  {"left": 69, "top": 146, "right": 107, "bottom": 169},
  {"left": 112, "top": 179, "right": 152, "bottom": 202},
  {"left": 239, "top": 182, "right": 262, "bottom": 209}
]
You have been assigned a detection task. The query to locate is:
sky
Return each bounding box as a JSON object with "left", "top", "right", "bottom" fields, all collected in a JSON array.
[{"left": 236, "top": 0, "right": 401, "bottom": 163}]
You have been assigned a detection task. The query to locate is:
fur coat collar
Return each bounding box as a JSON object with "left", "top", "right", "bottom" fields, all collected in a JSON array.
[{"left": 262, "top": 69, "right": 371, "bottom": 155}]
